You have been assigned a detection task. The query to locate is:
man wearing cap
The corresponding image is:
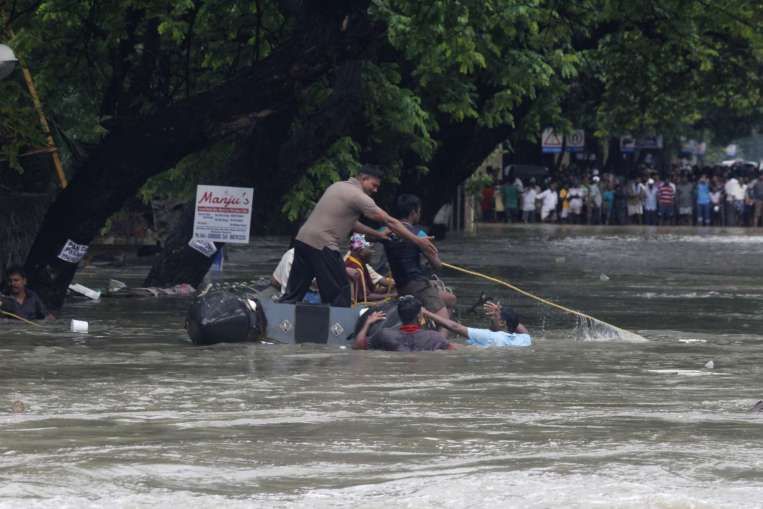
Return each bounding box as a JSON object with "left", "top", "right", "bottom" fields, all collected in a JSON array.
[
  {"left": 280, "top": 165, "right": 436, "bottom": 307},
  {"left": 643, "top": 177, "right": 659, "bottom": 225}
]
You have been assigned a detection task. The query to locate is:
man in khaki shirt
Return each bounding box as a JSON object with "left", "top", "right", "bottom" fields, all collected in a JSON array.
[{"left": 280, "top": 165, "right": 437, "bottom": 307}]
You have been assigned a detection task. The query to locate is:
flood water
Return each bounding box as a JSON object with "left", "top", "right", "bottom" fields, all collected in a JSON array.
[{"left": 2, "top": 225, "right": 763, "bottom": 508}]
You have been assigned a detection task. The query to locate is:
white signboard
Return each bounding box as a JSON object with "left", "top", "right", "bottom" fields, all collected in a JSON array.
[
  {"left": 58, "top": 239, "right": 89, "bottom": 263},
  {"left": 620, "top": 136, "right": 636, "bottom": 153},
  {"left": 565, "top": 129, "right": 585, "bottom": 152},
  {"left": 193, "top": 185, "right": 254, "bottom": 243},
  {"left": 541, "top": 128, "right": 563, "bottom": 153}
]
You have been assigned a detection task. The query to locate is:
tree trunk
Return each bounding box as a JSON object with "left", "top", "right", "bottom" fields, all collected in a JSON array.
[
  {"left": 399, "top": 119, "right": 513, "bottom": 224},
  {"left": 143, "top": 60, "right": 368, "bottom": 287},
  {"left": 24, "top": 0, "right": 376, "bottom": 309}
]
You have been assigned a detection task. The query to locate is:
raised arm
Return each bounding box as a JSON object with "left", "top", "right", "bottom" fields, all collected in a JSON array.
[
  {"left": 352, "top": 221, "right": 388, "bottom": 242},
  {"left": 422, "top": 308, "right": 469, "bottom": 338},
  {"left": 484, "top": 301, "right": 528, "bottom": 333},
  {"left": 366, "top": 209, "right": 439, "bottom": 261},
  {"left": 352, "top": 310, "right": 386, "bottom": 349}
]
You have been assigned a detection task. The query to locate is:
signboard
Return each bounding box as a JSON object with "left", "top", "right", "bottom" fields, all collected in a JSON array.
[
  {"left": 565, "top": 130, "right": 585, "bottom": 152},
  {"left": 725, "top": 144, "right": 738, "bottom": 157},
  {"left": 680, "top": 139, "right": 697, "bottom": 155},
  {"left": 58, "top": 239, "right": 89, "bottom": 264},
  {"left": 541, "top": 128, "right": 563, "bottom": 154},
  {"left": 620, "top": 136, "right": 636, "bottom": 153},
  {"left": 636, "top": 135, "right": 663, "bottom": 150},
  {"left": 192, "top": 185, "right": 254, "bottom": 243}
]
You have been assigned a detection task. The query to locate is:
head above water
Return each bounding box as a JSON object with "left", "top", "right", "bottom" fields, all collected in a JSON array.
[
  {"left": 484, "top": 300, "right": 520, "bottom": 333},
  {"left": 5, "top": 265, "right": 28, "bottom": 295},
  {"left": 395, "top": 194, "right": 422, "bottom": 222},
  {"left": 497, "top": 306, "right": 520, "bottom": 333},
  {"left": 357, "top": 164, "right": 384, "bottom": 195},
  {"left": 397, "top": 295, "right": 423, "bottom": 325}
]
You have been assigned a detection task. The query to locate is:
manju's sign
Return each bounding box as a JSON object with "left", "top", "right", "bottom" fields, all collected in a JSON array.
[{"left": 192, "top": 185, "right": 254, "bottom": 244}]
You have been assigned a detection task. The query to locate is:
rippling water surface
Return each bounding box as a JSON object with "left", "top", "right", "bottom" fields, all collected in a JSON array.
[{"left": 2, "top": 225, "right": 763, "bottom": 508}]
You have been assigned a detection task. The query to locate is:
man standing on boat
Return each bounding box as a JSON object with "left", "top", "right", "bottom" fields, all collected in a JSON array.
[{"left": 280, "top": 165, "right": 437, "bottom": 307}]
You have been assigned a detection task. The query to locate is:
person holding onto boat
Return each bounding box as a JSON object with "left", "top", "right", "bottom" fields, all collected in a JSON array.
[
  {"left": 353, "top": 295, "right": 454, "bottom": 351},
  {"left": 382, "top": 194, "right": 455, "bottom": 326},
  {"left": 280, "top": 165, "right": 437, "bottom": 308},
  {"left": 344, "top": 234, "right": 394, "bottom": 303},
  {"left": 0, "top": 266, "right": 54, "bottom": 321},
  {"left": 353, "top": 295, "right": 531, "bottom": 351}
]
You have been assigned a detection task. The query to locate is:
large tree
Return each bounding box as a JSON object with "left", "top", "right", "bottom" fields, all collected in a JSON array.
[
  {"left": 6, "top": 0, "right": 379, "bottom": 308},
  {"left": 4, "top": 0, "right": 763, "bottom": 308}
]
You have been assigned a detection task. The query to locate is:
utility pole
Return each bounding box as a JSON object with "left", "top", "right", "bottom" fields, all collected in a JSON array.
[{"left": 1, "top": 14, "right": 68, "bottom": 188}]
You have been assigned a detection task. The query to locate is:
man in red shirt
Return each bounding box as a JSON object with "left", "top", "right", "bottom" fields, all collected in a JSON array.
[{"left": 658, "top": 177, "right": 676, "bottom": 225}]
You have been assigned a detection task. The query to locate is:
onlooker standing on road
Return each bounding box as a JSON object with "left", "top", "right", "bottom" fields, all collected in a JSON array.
[
  {"left": 537, "top": 182, "right": 559, "bottom": 223},
  {"left": 643, "top": 178, "right": 659, "bottom": 225},
  {"left": 502, "top": 178, "right": 520, "bottom": 223},
  {"left": 481, "top": 183, "right": 495, "bottom": 222},
  {"left": 587, "top": 176, "right": 603, "bottom": 224},
  {"left": 626, "top": 177, "right": 645, "bottom": 225},
  {"left": 696, "top": 175, "right": 712, "bottom": 226},
  {"left": 710, "top": 183, "right": 724, "bottom": 226},
  {"left": 658, "top": 178, "right": 675, "bottom": 225},
  {"left": 724, "top": 173, "right": 744, "bottom": 226},
  {"left": 752, "top": 173, "right": 763, "bottom": 227},
  {"left": 602, "top": 181, "right": 615, "bottom": 225},
  {"left": 676, "top": 174, "right": 694, "bottom": 225},
  {"left": 521, "top": 184, "right": 537, "bottom": 223}
]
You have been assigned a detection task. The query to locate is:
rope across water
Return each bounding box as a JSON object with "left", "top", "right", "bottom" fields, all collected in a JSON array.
[{"left": 442, "top": 261, "right": 641, "bottom": 340}]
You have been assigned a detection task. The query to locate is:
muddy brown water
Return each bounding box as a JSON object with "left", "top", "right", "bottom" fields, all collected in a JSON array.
[{"left": 1, "top": 225, "right": 762, "bottom": 508}]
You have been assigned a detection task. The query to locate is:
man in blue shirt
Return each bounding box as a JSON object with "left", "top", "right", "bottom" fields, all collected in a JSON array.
[{"left": 423, "top": 300, "right": 532, "bottom": 347}]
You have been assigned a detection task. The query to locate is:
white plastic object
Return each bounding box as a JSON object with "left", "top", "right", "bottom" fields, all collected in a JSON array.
[
  {"left": 70, "top": 320, "right": 89, "bottom": 333},
  {"left": 68, "top": 283, "right": 101, "bottom": 300}
]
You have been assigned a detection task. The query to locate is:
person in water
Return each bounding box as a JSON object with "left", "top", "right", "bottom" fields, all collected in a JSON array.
[
  {"left": 1, "top": 266, "right": 54, "bottom": 321},
  {"left": 353, "top": 296, "right": 532, "bottom": 351},
  {"left": 382, "top": 194, "right": 455, "bottom": 327},
  {"left": 353, "top": 295, "right": 454, "bottom": 351},
  {"left": 280, "top": 165, "right": 437, "bottom": 307},
  {"left": 423, "top": 300, "right": 532, "bottom": 347}
]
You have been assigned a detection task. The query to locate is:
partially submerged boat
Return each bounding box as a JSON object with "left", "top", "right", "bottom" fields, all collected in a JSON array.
[{"left": 185, "top": 286, "right": 400, "bottom": 346}]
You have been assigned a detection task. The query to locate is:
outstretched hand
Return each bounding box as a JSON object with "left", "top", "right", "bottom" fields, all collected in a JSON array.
[
  {"left": 483, "top": 301, "right": 502, "bottom": 319},
  {"left": 367, "top": 310, "right": 386, "bottom": 325},
  {"left": 416, "top": 236, "right": 438, "bottom": 257}
]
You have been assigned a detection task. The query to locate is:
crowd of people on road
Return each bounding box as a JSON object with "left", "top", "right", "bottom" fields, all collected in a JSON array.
[{"left": 481, "top": 164, "right": 763, "bottom": 227}]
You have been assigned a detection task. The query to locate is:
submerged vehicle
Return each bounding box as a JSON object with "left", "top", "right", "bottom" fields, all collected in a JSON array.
[{"left": 185, "top": 286, "right": 400, "bottom": 346}]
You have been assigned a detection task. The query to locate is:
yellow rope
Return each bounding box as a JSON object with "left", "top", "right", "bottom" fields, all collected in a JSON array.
[
  {"left": 442, "top": 262, "right": 624, "bottom": 330},
  {"left": 0, "top": 309, "right": 43, "bottom": 327}
]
